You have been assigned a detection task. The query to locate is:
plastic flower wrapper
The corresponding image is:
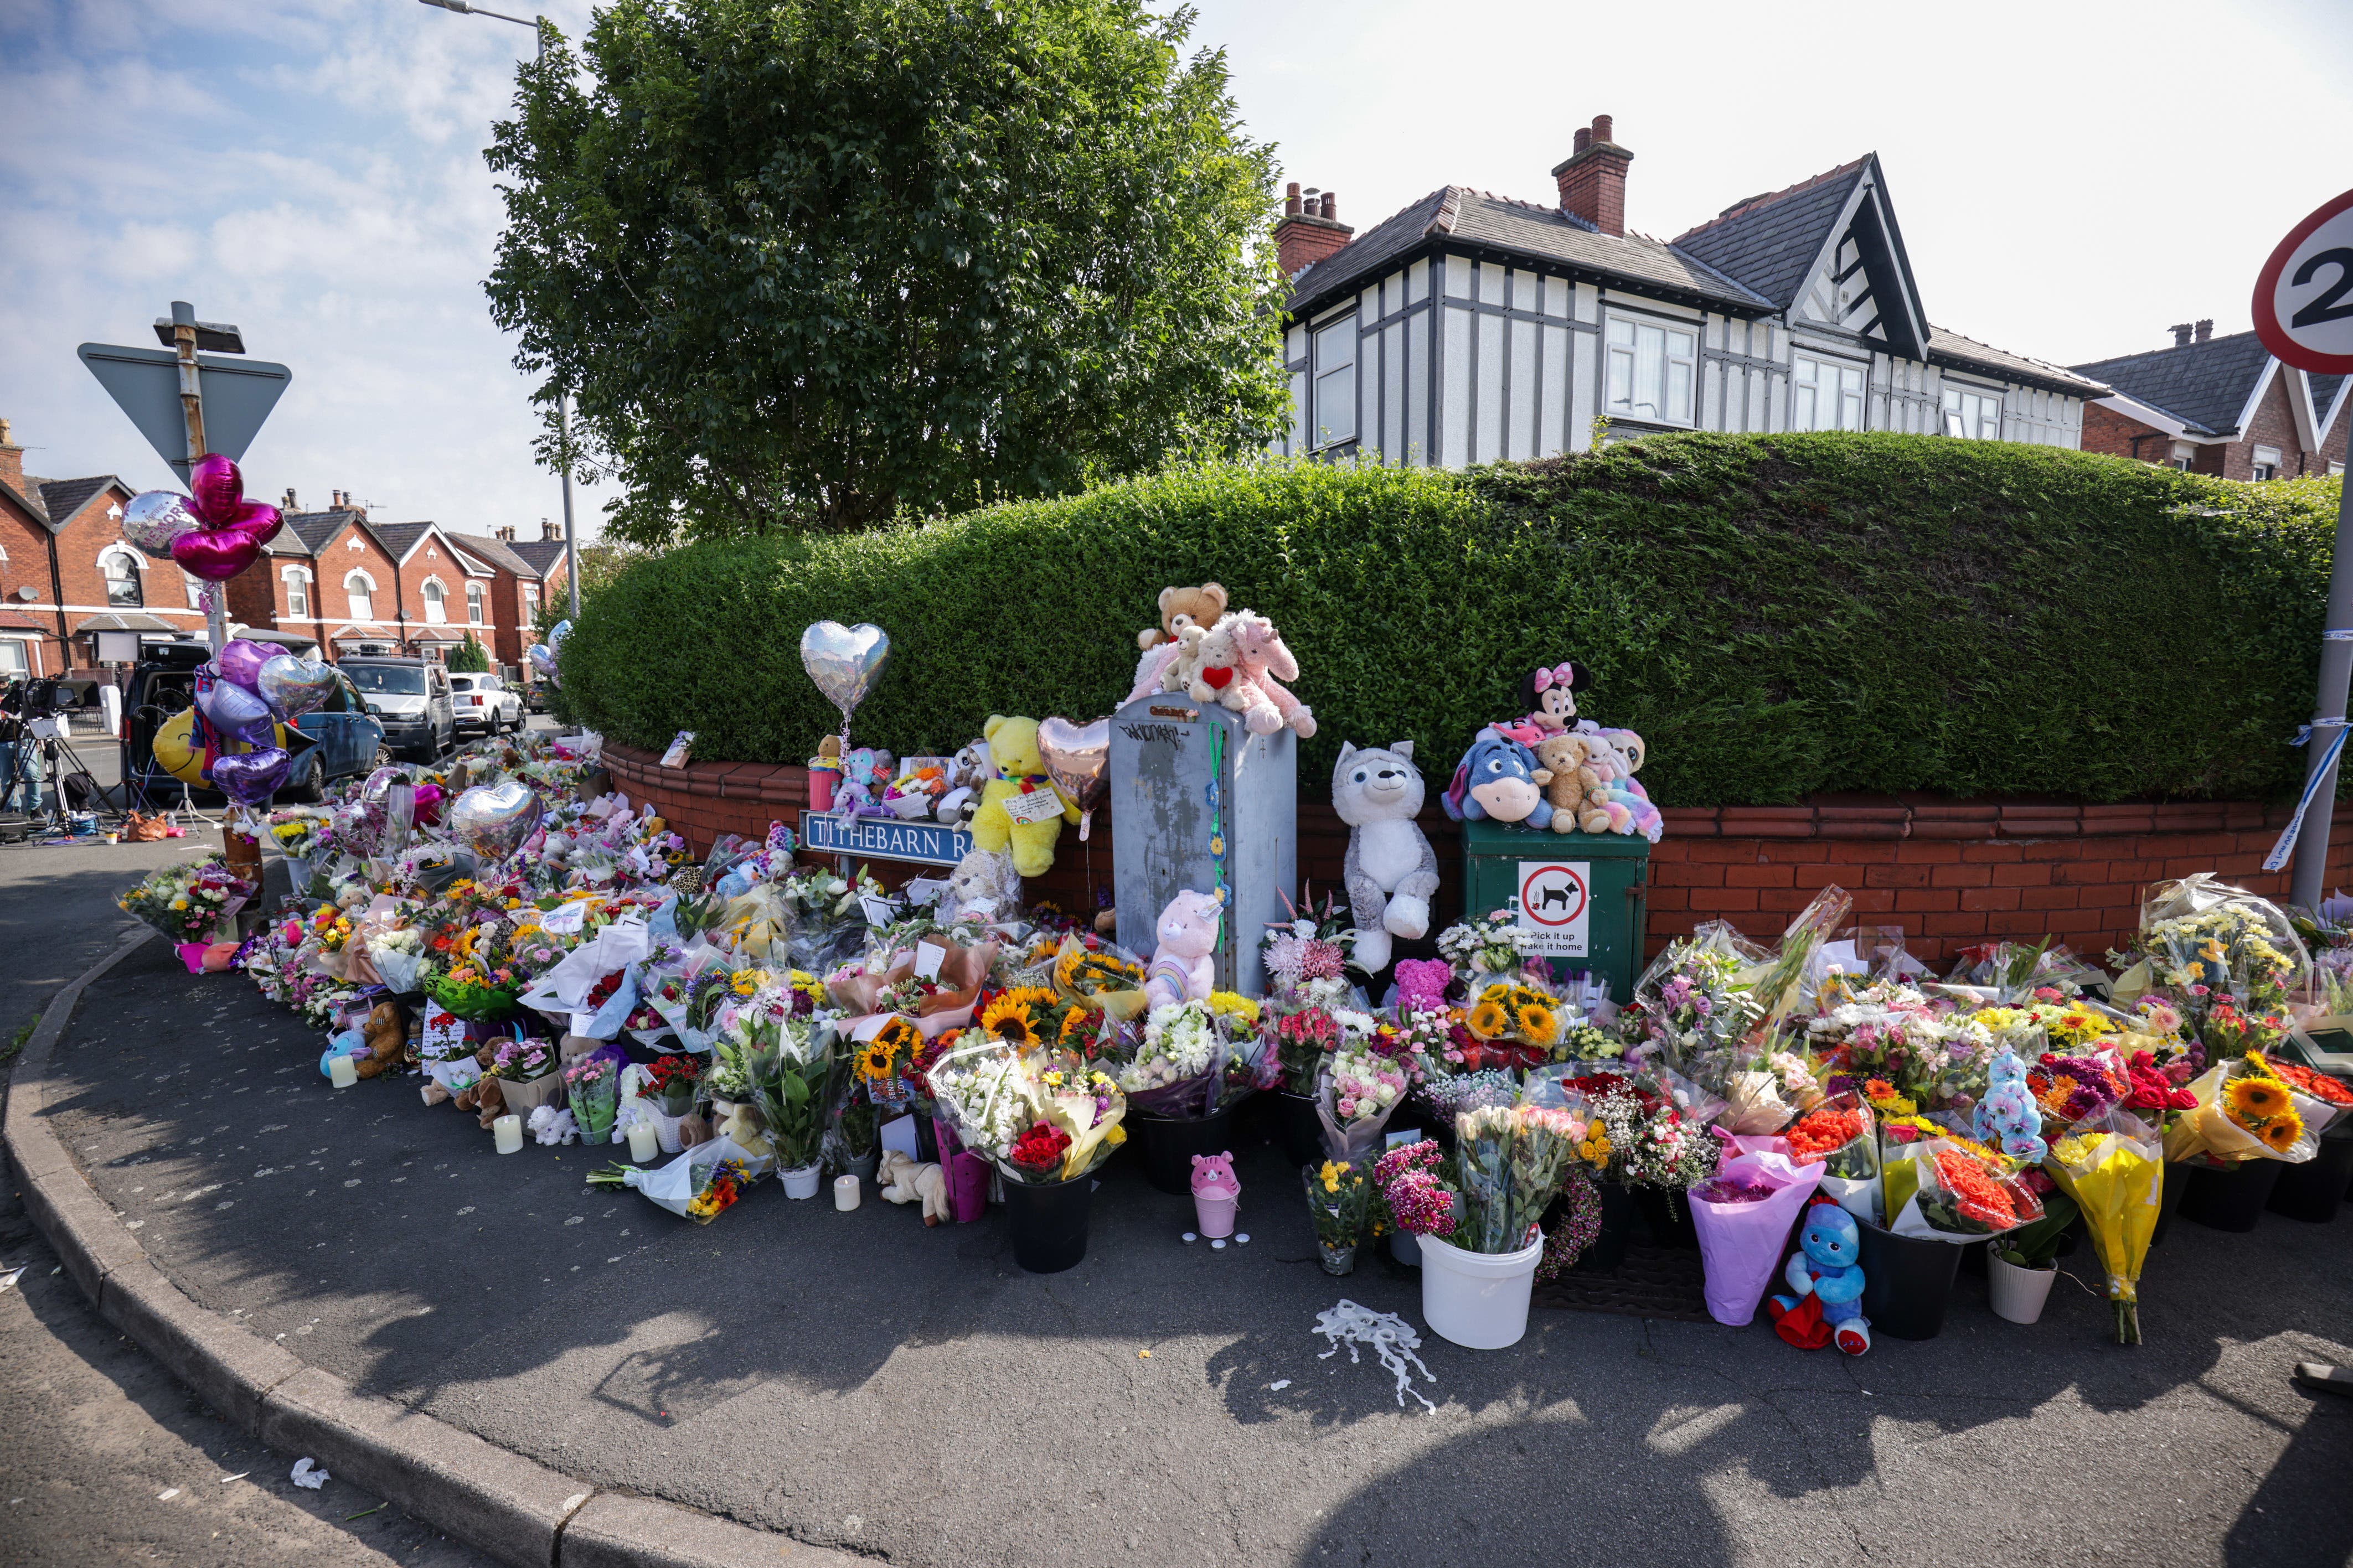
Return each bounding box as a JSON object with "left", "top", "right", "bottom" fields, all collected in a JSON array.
[
  {"left": 827, "top": 934, "right": 999, "bottom": 1039},
  {"left": 1690, "top": 1139, "right": 1825, "bottom": 1327},
  {"left": 1312, "top": 1043, "right": 1408, "bottom": 1164},
  {"left": 1942, "top": 938, "right": 2106, "bottom": 1005},
  {"left": 1452, "top": 1104, "right": 1581, "bottom": 1254},
  {"left": 2268, "top": 1050, "right": 2353, "bottom": 1116},
  {"left": 589, "top": 1137, "right": 769, "bottom": 1224},
  {"left": 1782, "top": 1089, "right": 1879, "bottom": 1220},
  {"left": 1457, "top": 978, "right": 1571, "bottom": 1072},
  {"left": 1372, "top": 1140, "right": 1456, "bottom": 1241},
  {"left": 2116, "top": 873, "right": 2309, "bottom": 1032},
  {"left": 1118, "top": 1000, "right": 1254, "bottom": 1119},
  {"left": 1631, "top": 921, "right": 1772, "bottom": 1071},
  {"left": 1876, "top": 1125, "right": 2042, "bottom": 1242},
  {"left": 1303, "top": 1157, "right": 1378, "bottom": 1253},
  {"left": 927, "top": 1032, "right": 1126, "bottom": 1182},
  {"left": 1045, "top": 932, "right": 1150, "bottom": 1023},
  {"left": 563, "top": 1052, "right": 623, "bottom": 1143},
  {"left": 2165, "top": 1050, "right": 2324, "bottom": 1164},
  {"left": 712, "top": 1004, "right": 837, "bottom": 1172},
  {"left": 2044, "top": 1109, "right": 2164, "bottom": 1343},
  {"left": 1808, "top": 981, "right": 1993, "bottom": 1108}
]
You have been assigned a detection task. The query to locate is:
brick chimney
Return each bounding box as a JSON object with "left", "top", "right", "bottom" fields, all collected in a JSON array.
[
  {"left": 1553, "top": 114, "right": 1634, "bottom": 237},
  {"left": 283, "top": 487, "right": 300, "bottom": 511},
  {"left": 0, "top": 417, "right": 21, "bottom": 493},
  {"left": 1274, "top": 180, "right": 1354, "bottom": 278},
  {"left": 2170, "top": 323, "right": 2194, "bottom": 348},
  {"left": 2195, "top": 318, "right": 2213, "bottom": 343},
  {"left": 541, "top": 516, "right": 560, "bottom": 542}
]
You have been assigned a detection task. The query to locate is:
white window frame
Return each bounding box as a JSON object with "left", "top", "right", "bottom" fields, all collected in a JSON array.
[
  {"left": 282, "top": 565, "right": 312, "bottom": 618},
  {"left": 345, "top": 568, "right": 376, "bottom": 622},
  {"left": 182, "top": 572, "right": 205, "bottom": 610},
  {"left": 99, "top": 545, "right": 145, "bottom": 608},
  {"left": 2251, "top": 444, "right": 2283, "bottom": 482},
  {"left": 466, "top": 582, "right": 484, "bottom": 624},
  {"left": 1792, "top": 352, "right": 1867, "bottom": 432},
  {"left": 0, "top": 636, "right": 30, "bottom": 679},
  {"left": 1312, "top": 314, "right": 1358, "bottom": 448},
  {"left": 421, "top": 575, "right": 448, "bottom": 625},
  {"left": 1941, "top": 385, "right": 2003, "bottom": 441},
  {"left": 1604, "top": 312, "right": 1699, "bottom": 427}
]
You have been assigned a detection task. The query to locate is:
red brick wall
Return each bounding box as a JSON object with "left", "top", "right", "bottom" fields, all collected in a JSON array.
[
  {"left": 54, "top": 482, "right": 209, "bottom": 654},
  {"left": 604, "top": 744, "right": 2353, "bottom": 969},
  {"left": 2079, "top": 401, "right": 2170, "bottom": 463},
  {"left": 0, "top": 489, "right": 63, "bottom": 672},
  {"left": 2230, "top": 370, "right": 2304, "bottom": 482},
  {"left": 312, "top": 526, "right": 406, "bottom": 651}
]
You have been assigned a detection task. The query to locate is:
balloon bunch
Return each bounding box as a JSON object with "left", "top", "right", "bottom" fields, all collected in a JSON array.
[
  {"left": 189, "top": 638, "right": 340, "bottom": 809},
  {"left": 527, "top": 619, "right": 570, "bottom": 688},
  {"left": 120, "top": 454, "right": 286, "bottom": 584}
]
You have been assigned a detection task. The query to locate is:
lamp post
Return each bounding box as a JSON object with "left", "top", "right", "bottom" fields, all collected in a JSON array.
[{"left": 417, "top": 0, "right": 581, "bottom": 623}]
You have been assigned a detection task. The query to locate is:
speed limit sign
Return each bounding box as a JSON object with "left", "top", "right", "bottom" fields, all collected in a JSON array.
[{"left": 2254, "top": 188, "right": 2353, "bottom": 374}]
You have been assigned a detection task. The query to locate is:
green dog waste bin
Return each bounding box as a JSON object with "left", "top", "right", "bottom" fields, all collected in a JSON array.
[{"left": 1458, "top": 819, "right": 1652, "bottom": 1003}]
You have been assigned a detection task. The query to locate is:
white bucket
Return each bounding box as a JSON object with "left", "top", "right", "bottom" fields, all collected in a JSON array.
[
  {"left": 1986, "top": 1254, "right": 2057, "bottom": 1325},
  {"left": 781, "top": 1162, "right": 823, "bottom": 1200},
  {"left": 1419, "top": 1231, "right": 1544, "bottom": 1349}
]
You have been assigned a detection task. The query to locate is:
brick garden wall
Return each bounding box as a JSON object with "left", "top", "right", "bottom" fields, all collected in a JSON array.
[{"left": 603, "top": 743, "right": 2353, "bottom": 966}]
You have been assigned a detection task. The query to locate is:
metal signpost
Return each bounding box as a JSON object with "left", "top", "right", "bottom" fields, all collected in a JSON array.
[
  {"left": 2254, "top": 189, "right": 2353, "bottom": 905},
  {"left": 77, "top": 302, "right": 292, "bottom": 653}
]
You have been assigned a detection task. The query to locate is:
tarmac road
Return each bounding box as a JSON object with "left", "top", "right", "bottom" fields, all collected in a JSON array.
[
  {"left": 23, "top": 926, "right": 2353, "bottom": 1568},
  {"left": 0, "top": 819, "right": 493, "bottom": 1565}
]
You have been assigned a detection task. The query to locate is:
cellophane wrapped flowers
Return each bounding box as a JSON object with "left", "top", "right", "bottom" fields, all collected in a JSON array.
[
  {"left": 1454, "top": 1104, "right": 1583, "bottom": 1254},
  {"left": 118, "top": 856, "right": 255, "bottom": 944}
]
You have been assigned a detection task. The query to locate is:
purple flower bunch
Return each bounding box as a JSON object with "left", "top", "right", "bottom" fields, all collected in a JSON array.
[
  {"left": 1694, "top": 1172, "right": 1777, "bottom": 1205},
  {"left": 1373, "top": 1140, "right": 1456, "bottom": 1238}
]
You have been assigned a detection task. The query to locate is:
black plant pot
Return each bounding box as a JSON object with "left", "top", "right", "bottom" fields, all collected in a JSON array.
[
  {"left": 2180, "top": 1158, "right": 2283, "bottom": 1233},
  {"left": 1855, "top": 1218, "right": 1965, "bottom": 1341},
  {"left": 1568, "top": 1181, "right": 1636, "bottom": 1276},
  {"left": 1136, "top": 1109, "right": 1238, "bottom": 1196},
  {"left": 1633, "top": 1186, "right": 1697, "bottom": 1250},
  {"left": 2268, "top": 1124, "right": 2353, "bottom": 1224},
  {"left": 1277, "top": 1093, "right": 1324, "bottom": 1172},
  {"left": 2147, "top": 1158, "right": 2191, "bottom": 1248},
  {"left": 1001, "top": 1167, "right": 1093, "bottom": 1274}
]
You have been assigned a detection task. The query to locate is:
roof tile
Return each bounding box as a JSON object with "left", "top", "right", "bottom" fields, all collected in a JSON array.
[{"left": 2068, "top": 330, "right": 2273, "bottom": 437}]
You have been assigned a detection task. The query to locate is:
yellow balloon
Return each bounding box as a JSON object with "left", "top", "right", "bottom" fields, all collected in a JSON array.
[{"left": 151, "top": 708, "right": 292, "bottom": 786}]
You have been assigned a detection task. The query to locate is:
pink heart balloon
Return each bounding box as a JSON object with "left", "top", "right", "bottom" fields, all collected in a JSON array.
[
  {"left": 215, "top": 639, "right": 273, "bottom": 691},
  {"left": 172, "top": 527, "right": 264, "bottom": 581},
  {"left": 227, "top": 498, "right": 283, "bottom": 547},
  {"left": 189, "top": 454, "right": 245, "bottom": 522}
]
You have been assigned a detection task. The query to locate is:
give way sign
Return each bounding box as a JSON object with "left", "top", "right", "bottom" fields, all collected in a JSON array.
[{"left": 2254, "top": 188, "right": 2353, "bottom": 374}]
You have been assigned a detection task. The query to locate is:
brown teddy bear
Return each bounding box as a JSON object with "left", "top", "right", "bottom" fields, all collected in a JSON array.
[
  {"left": 1126, "top": 583, "right": 1229, "bottom": 704},
  {"left": 352, "top": 1001, "right": 410, "bottom": 1080},
  {"left": 1533, "top": 732, "right": 1614, "bottom": 835}
]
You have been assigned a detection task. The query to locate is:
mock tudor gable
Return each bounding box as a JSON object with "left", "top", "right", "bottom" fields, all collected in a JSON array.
[{"left": 1272, "top": 118, "right": 2102, "bottom": 467}]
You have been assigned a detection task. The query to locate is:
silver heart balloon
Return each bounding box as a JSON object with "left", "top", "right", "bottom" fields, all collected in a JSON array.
[
  {"left": 546, "top": 619, "right": 571, "bottom": 655},
  {"left": 1037, "top": 715, "right": 1111, "bottom": 813},
  {"left": 799, "top": 621, "right": 891, "bottom": 715},
  {"left": 120, "top": 490, "right": 199, "bottom": 555},
  {"left": 257, "top": 654, "right": 336, "bottom": 720},
  {"left": 197, "top": 677, "right": 276, "bottom": 741},
  {"left": 447, "top": 780, "right": 543, "bottom": 863},
  {"left": 362, "top": 765, "right": 405, "bottom": 802}
]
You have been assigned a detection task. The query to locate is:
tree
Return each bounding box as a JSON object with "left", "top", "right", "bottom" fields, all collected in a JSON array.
[
  {"left": 486, "top": 0, "right": 1289, "bottom": 545},
  {"left": 531, "top": 542, "right": 647, "bottom": 641},
  {"left": 447, "top": 633, "right": 492, "bottom": 673}
]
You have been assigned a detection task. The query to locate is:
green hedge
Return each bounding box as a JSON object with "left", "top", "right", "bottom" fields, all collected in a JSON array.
[{"left": 558, "top": 434, "right": 2344, "bottom": 807}]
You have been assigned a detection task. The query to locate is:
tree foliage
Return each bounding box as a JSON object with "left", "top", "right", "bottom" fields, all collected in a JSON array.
[
  {"left": 447, "top": 633, "right": 492, "bottom": 674},
  {"left": 552, "top": 437, "right": 2344, "bottom": 808},
  {"left": 485, "top": 0, "right": 1289, "bottom": 545}
]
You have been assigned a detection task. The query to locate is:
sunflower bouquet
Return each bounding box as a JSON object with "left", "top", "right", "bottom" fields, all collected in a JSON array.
[
  {"left": 2166, "top": 1050, "right": 2324, "bottom": 1165},
  {"left": 1460, "top": 981, "right": 1565, "bottom": 1070},
  {"left": 1038, "top": 933, "right": 1151, "bottom": 1022}
]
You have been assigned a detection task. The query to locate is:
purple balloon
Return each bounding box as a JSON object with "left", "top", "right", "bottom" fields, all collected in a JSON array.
[
  {"left": 210, "top": 747, "right": 290, "bottom": 808},
  {"left": 215, "top": 639, "right": 274, "bottom": 692},
  {"left": 197, "top": 674, "right": 275, "bottom": 738},
  {"left": 189, "top": 454, "right": 244, "bottom": 525},
  {"left": 172, "top": 527, "right": 263, "bottom": 581}
]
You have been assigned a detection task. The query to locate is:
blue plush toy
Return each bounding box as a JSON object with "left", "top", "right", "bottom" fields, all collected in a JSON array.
[
  {"left": 1441, "top": 727, "right": 1554, "bottom": 829},
  {"left": 1767, "top": 1197, "right": 1871, "bottom": 1354},
  {"left": 1973, "top": 1044, "right": 2047, "bottom": 1164}
]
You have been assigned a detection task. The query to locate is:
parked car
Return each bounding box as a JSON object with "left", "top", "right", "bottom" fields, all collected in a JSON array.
[
  {"left": 449, "top": 671, "right": 523, "bottom": 737},
  {"left": 120, "top": 643, "right": 384, "bottom": 806},
  {"left": 342, "top": 656, "right": 455, "bottom": 762}
]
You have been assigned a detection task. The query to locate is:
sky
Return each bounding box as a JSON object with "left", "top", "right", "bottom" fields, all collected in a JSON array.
[{"left": 2, "top": 0, "right": 2347, "bottom": 542}]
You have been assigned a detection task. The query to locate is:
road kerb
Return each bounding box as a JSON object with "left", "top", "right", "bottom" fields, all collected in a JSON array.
[{"left": 4, "top": 924, "right": 833, "bottom": 1568}]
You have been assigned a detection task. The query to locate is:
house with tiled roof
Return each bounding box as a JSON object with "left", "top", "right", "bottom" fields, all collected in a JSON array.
[
  {"left": 443, "top": 526, "right": 558, "bottom": 672},
  {"left": 2070, "top": 321, "right": 2348, "bottom": 480},
  {"left": 224, "top": 489, "right": 505, "bottom": 664},
  {"left": 1272, "top": 116, "right": 2105, "bottom": 465},
  {"left": 0, "top": 418, "right": 204, "bottom": 679}
]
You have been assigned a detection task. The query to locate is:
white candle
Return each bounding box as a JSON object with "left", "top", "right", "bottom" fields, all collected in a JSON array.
[
  {"left": 328, "top": 1054, "right": 358, "bottom": 1089},
  {"left": 493, "top": 1114, "right": 524, "bottom": 1155},
  {"left": 833, "top": 1174, "right": 861, "bottom": 1212},
  {"left": 628, "top": 1121, "right": 658, "bottom": 1162}
]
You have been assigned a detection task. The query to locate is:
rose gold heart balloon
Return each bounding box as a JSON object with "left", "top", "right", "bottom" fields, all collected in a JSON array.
[{"left": 1037, "top": 716, "right": 1110, "bottom": 813}]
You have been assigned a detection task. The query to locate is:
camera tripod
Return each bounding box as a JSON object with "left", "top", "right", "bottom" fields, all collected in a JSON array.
[{"left": 1, "top": 684, "right": 118, "bottom": 840}]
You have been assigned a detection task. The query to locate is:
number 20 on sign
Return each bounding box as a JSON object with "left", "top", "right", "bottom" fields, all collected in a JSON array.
[{"left": 2254, "top": 188, "right": 2353, "bottom": 375}]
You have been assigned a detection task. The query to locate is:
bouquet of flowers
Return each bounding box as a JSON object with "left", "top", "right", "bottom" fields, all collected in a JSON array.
[
  {"left": 1630, "top": 922, "right": 1772, "bottom": 1068},
  {"left": 1461, "top": 980, "right": 1563, "bottom": 1070},
  {"left": 927, "top": 1033, "right": 1126, "bottom": 1183},
  {"left": 1581, "top": 1073, "right": 1719, "bottom": 1192},
  {"left": 2164, "top": 1049, "right": 2322, "bottom": 1164},
  {"left": 1374, "top": 1140, "right": 1455, "bottom": 1243},
  {"left": 1688, "top": 1141, "right": 1826, "bottom": 1326},
  {"left": 1420, "top": 1068, "right": 1523, "bottom": 1121},
  {"left": 1118, "top": 1000, "right": 1255, "bottom": 1118},
  {"left": 1716, "top": 1049, "right": 1821, "bottom": 1135},
  {"left": 1435, "top": 1104, "right": 1580, "bottom": 1254},
  {"left": 1311, "top": 1041, "right": 1410, "bottom": 1163},
  {"left": 1263, "top": 891, "right": 1363, "bottom": 1003},
  {"left": 488, "top": 1036, "right": 559, "bottom": 1083},
  {"left": 1876, "top": 1122, "right": 2043, "bottom": 1240},
  {"left": 713, "top": 1005, "right": 837, "bottom": 1173},
  {"left": 643, "top": 1053, "right": 701, "bottom": 1116},
  {"left": 426, "top": 955, "right": 525, "bottom": 1022},
  {"left": 2118, "top": 873, "right": 2308, "bottom": 1041},
  {"left": 2044, "top": 1110, "right": 2164, "bottom": 1343},
  {"left": 1809, "top": 982, "right": 1995, "bottom": 1108},
  {"left": 1434, "top": 909, "right": 1536, "bottom": 982},
  {"left": 590, "top": 1146, "right": 762, "bottom": 1223},
  {"left": 118, "top": 856, "right": 256, "bottom": 944},
  {"left": 826, "top": 934, "right": 998, "bottom": 1038},
  {"left": 1780, "top": 1090, "right": 1879, "bottom": 1219},
  {"left": 1266, "top": 1003, "right": 1340, "bottom": 1092},
  {"left": 1303, "top": 1156, "right": 1379, "bottom": 1267},
  {"left": 563, "top": 1053, "right": 621, "bottom": 1142},
  {"left": 266, "top": 808, "right": 333, "bottom": 863},
  {"left": 1043, "top": 933, "right": 1151, "bottom": 1022}
]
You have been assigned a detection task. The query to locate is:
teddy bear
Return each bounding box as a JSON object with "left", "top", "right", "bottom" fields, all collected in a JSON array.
[
  {"left": 1767, "top": 1197, "right": 1871, "bottom": 1354},
  {"left": 877, "top": 1148, "right": 952, "bottom": 1225},
  {"left": 934, "top": 741, "right": 992, "bottom": 826},
  {"left": 1143, "top": 887, "right": 1224, "bottom": 1009},
  {"left": 1333, "top": 741, "right": 1441, "bottom": 974},
  {"left": 968, "top": 715, "right": 1077, "bottom": 878},
  {"left": 1972, "top": 1044, "right": 2047, "bottom": 1164},
  {"left": 1441, "top": 727, "right": 1554, "bottom": 829},
  {"left": 1128, "top": 582, "right": 1230, "bottom": 704},
  {"left": 352, "top": 1000, "right": 411, "bottom": 1080},
  {"left": 1181, "top": 614, "right": 1284, "bottom": 734},
  {"left": 943, "top": 847, "right": 1023, "bottom": 922},
  {"left": 1532, "top": 732, "right": 1616, "bottom": 835},
  {"left": 1218, "top": 610, "right": 1317, "bottom": 738}
]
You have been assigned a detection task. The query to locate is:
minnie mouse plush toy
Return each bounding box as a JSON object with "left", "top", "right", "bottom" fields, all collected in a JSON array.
[{"left": 1518, "top": 661, "right": 1596, "bottom": 737}]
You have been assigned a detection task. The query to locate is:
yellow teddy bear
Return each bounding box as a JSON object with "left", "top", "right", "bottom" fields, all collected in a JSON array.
[{"left": 968, "top": 714, "right": 1079, "bottom": 878}]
